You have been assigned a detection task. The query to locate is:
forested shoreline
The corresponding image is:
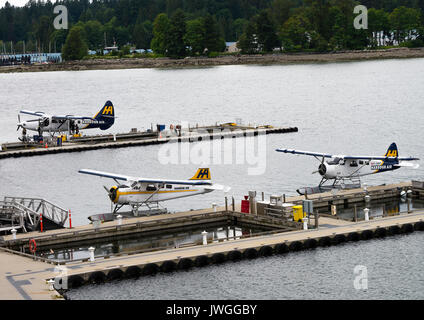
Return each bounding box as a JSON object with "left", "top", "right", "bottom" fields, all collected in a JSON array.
[{"left": 1, "top": 0, "right": 423, "bottom": 60}]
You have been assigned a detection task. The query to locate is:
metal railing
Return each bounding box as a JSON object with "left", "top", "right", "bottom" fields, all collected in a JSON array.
[{"left": 3, "top": 197, "right": 68, "bottom": 227}]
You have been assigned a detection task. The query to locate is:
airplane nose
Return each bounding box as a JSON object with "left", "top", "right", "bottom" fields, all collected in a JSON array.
[
  {"left": 318, "top": 163, "right": 327, "bottom": 176},
  {"left": 109, "top": 186, "right": 118, "bottom": 203}
]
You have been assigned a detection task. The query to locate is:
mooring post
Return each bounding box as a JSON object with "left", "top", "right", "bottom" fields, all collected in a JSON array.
[
  {"left": 117, "top": 215, "right": 122, "bottom": 225},
  {"left": 354, "top": 205, "right": 358, "bottom": 222},
  {"left": 202, "top": 231, "right": 208, "bottom": 245},
  {"left": 113, "top": 133, "right": 116, "bottom": 142},
  {"left": 262, "top": 192, "right": 264, "bottom": 201},
  {"left": 407, "top": 198, "right": 411, "bottom": 213},
  {"left": 407, "top": 189, "right": 412, "bottom": 213},
  {"left": 314, "top": 210, "right": 319, "bottom": 229},
  {"left": 88, "top": 247, "right": 95, "bottom": 262},
  {"left": 47, "top": 279, "right": 55, "bottom": 291},
  {"left": 11, "top": 228, "right": 17, "bottom": 240},
  {"left": 232, "top": 197, "right": 235, "bottom": 212},
  {"left": 303, "top": 217, "right": 308, "bottom": 230},
  {"left": 364, "top": 208, "right": 370, "bottom": 221},
  {"left": 283, "top": 194, "right": 286, "bottom": 203},
  {"left": 68, "top": 209, "right": 72, "bottom": 229},
  {"left": 225, "top": 197, "right": 228, "bottom": 211},
  {"left": 39, "top": 214, "right": 43, "bottom": 233},
  {"left": 212, "top": 203, "right": 217, "bottom": 212}
]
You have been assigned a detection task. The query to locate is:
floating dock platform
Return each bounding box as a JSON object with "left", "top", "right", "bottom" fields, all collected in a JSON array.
[
  {"left": 0, "top": 124, "right": 298, "bottom": 159},
  {"left": 0, "top": 180, "right": 423, "bottom": 300}
]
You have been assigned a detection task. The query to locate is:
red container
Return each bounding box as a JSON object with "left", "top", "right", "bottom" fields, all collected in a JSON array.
[{"left": 241, "top": 199, "right": 250, "bottom": 213}]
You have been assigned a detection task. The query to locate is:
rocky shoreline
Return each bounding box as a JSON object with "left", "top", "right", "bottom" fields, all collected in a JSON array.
[{"left": 1, "top": 47, "right": 424, "bottom": 73}]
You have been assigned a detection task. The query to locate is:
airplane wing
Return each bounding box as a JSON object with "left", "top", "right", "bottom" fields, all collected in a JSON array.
[
  {"left": 276, "top": 149, "right": 419, "bottom": 161},
  {"left": 20, "top": 110, "right": 47, "bottom": 117},
  {"left": 79, "top": 169, "right": 133, "bottom": 181},
  {"left": 52, "top": 115, "right": 93, "bottom": 120},
  {"left": 276, "top": 149, "right": 333, "bottom": 158},
  {"left": 78, "top": 169, "right": 213, "bottom": 185},
  {"left": 343, "top": 156, "right": 420, "bottom": 161},
  {"left": 397, "top": 162, "right": 420, "bottom": 169},
  {"left": 204, "top": 184, "right": 231, "bottom": 192}
]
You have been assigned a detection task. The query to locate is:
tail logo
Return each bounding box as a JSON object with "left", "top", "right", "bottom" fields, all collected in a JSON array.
[
  {"left": 102, "top": 106, "right": 113, "bottom": 115},
  {"left": 386, "top": 150, "right": 398, "bottom": 157},
  {"left": 190, "top": 168, "right": 210, "bottom": 180}
]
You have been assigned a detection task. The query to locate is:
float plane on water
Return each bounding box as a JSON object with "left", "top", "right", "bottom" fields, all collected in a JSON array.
[
  {"left": 276, "top": 143, "right": 419, "bottom": 194},
  {"left": 78, "top": 168, "right": 231, "bottom": 214},
  {"left": 17, "top": 100, "right": 115, "bottom": 136}
]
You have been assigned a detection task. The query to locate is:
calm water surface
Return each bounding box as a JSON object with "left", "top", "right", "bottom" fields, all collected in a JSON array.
[{"left": 0, "top": 59, "right": 423, "bottom": 299}]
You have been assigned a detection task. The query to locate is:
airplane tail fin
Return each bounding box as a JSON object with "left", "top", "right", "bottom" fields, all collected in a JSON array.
[
  {"left": 384, "top": 142, "right": 398, "bottom": 158},
  {"left": 94, "top": 101, "right": 115, "bottom": 130},
  {"left": 189, "top": 168, "right": 211, "bottom": 180}
]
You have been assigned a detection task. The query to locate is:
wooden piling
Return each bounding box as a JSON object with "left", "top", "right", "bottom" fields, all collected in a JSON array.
[{"left": 354, "top": 205, "right": 358, "bottom": 222}]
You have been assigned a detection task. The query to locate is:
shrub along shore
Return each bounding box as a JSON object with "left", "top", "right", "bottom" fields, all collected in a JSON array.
[{"left": 1, "top": 47, "right": 424, "bottom": 74}]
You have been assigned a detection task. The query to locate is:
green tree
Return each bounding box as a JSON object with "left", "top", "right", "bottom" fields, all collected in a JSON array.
[
  {"left": 35, "top": 15, "right": 52, "bottom": 52},
  {"left": 50, "top": 29, "right": 69, "bottom": 53},
  {"left": 237, "top": 19, "right": 258, "bottom": 54},
  {"left": 184, "top": 18, "right": 205, "bottom": 55},
  {"left": 165, "top": 9, "right": 187, "bottom": 58},
  {"left": 151, "top": 13, "right": 170, "bottom": 54},
  {"left": 280, "top": 13, "right": 311, "bottom": 50},
  {"left": 271, "top": 0, "right": 295, "bottom": 28},
  {"left": 233, "top": 18, "right": 248, "bottom": 40},
  {"left": 133, "top": 20, "right": 153, "bottom": 50},
  {"left": 256, "top": 10, "right": 280, "bottom": 52},
  {"left": 61, "top": 26, "right": 89, "bottom": 61},
  {"left": 368, "top": 8, "right": 390, "bottom": 47},
  {"left": 203, "top": 14, "right": 226, "bottom": 53},
  {"left": 389, "top": 6, "right": 422, "bottom": 44},
  {"left": 83, "top": 20, "right": 104, "bottom": 50}
]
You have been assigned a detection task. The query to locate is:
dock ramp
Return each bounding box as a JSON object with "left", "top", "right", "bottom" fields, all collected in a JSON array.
[{"left": 1, "top": 197, "right": 68, "bottom": 233}]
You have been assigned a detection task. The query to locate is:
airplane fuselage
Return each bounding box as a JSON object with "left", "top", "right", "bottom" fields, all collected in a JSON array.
[
  {"left": 20, "top": 117, "right": 107, "bottom": 133},
  {"left": 110, "top": 182, "right": 213, "bottom": 205},
  {"left": 320, "top": 157, "right": 401, "bottom": 180}
]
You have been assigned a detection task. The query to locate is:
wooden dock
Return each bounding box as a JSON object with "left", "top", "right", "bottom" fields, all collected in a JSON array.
[
  {"left": 1, "top": 209, "right": 423, "bottom": 300},
  {"left": 1, "top": 180, "right": 423, "bottom": 300},
  {"left": 0, "top": 125, "right": 298, "bottom": 159},
  {"left": 0, "top": 206, "right": 300, "bottom": 252}
]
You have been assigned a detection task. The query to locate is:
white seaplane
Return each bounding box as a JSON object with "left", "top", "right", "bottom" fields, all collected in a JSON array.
[
  {"left": 78, "top": 168, "right": 230, "bottom": 213},
  {"left": 17, "top": 101, "right": 115, "bottom": 137},
  {"left": 276, "top": 143, "right": 419, "bottom": 194}
]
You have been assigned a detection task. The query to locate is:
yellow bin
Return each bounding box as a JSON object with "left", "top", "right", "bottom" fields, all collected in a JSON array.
[{"left": 293, "top": 205, "right": 305, "bottom": 222}]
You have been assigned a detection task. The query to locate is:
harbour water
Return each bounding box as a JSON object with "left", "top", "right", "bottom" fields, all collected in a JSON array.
[
  {"left": 1, "top": 58, "right": 423, "bottom": 299},
  {"left": 37, "top": 224, "right": 264, "bottom": 262}
]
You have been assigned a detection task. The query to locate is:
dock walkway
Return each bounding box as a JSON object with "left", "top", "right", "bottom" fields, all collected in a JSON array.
[
  {"left": 1, "top": 209, "right": 422, "bottom": 300},
  {"left": 0, "top": 126, "right": 298, "bottom": 159}
]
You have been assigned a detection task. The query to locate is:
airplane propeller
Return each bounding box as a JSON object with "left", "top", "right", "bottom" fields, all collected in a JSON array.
[
  {"left": 103, "top": 185, "right": 118, "bottom": 203},
  {"left": 103, "top": 186, "right": 117, "bottom": 213},
  {"left": 16, "top": 114, "right": 22, "bottom": 131},
  {"left": 313, "top": 156, "right": 326, "bottom": 174}
]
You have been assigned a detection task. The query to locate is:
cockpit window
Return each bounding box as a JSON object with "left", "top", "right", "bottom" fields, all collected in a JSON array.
[
  {"left": 328, "top": 157, "right": 344, "bottom": 165},
  {"left": 350, "top": 160, "right": 358, "bottom": 167},
  {"left": 146, "top": 184, "right": 157, "bottom": 191}
]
